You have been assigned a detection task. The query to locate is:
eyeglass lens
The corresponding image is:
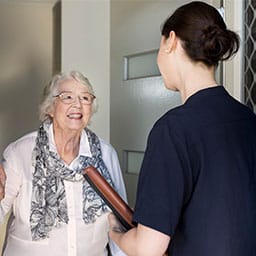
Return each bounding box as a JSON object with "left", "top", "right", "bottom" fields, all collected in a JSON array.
[{"left": 57, "top": 92, "right": 95, "bottom": 105}]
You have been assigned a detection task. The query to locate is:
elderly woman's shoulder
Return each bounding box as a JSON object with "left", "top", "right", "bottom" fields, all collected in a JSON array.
[
  {"left": 4, "top": 131, "right": 37, "bottom": 154},
  {"left": 99, "top": 137, "right": 117, "bottom": 154}
]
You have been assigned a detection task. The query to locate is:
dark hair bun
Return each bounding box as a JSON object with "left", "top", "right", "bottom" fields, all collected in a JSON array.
[
  {"left": 161, "top": 1, "right": 240, "bottom": 66},
  {"left": 199, "top": 25, "right": 240, "bottom": 66}
]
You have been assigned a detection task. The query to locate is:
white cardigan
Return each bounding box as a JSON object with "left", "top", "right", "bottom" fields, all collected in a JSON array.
[{"left": 0, "top": 126, "right": 127, "bottom": 256}]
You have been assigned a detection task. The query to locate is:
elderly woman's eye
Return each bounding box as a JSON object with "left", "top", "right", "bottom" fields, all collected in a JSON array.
[
  {"left": 63, "top": 94, "right": 73, "bottom": 100},
  {"left": 82, "top": 96, "right": 90, "bottom": 101}
]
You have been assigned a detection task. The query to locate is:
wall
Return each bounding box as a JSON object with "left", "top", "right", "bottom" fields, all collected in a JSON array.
[
  {"left": 223, "top": 0, "right": 243, "bottom": 101},
  {"left": 0, "top": 1, "right": 57, "bottom": 251},
  {"left": 61, "top": 0, "right": 110, "bottom": 141},
  {"left": 0, "top": 2, "right": 55, "bottom": 155}
]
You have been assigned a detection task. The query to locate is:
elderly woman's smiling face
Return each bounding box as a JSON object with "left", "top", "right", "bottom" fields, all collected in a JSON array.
[{"left": 50, "top": 78, "right": 94, "bottom": 134}]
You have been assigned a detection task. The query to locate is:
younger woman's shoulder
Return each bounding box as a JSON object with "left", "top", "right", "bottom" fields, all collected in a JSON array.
[{"left": 153, "top": 105, "right": 187, "bottom": 130}]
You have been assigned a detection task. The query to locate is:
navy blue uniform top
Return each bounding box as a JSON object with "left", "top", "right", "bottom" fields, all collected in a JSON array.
[{"left": 133, "top": 86, "right": 256, "bottom": 256}]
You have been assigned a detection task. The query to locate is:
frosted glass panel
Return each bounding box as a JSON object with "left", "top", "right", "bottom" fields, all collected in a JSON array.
[
  {"left": 123, "top": 150, "right": 144, "bottom": 174},
  {"left": 124, "top": 50, "right": 160, "bottom": 80}
]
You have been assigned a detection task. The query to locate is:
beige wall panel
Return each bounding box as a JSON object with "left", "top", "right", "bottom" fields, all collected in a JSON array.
[{"left": 0, "top": 1, "right": 57, "bottom": 252}]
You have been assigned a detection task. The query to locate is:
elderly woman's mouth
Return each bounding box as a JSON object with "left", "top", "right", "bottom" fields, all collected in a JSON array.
[{"left": 67, "top": 113, "right": 83, "bottom": 119}]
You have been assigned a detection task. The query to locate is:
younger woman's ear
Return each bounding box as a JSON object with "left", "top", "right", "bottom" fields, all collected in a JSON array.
[{"left": 165, "top": 31, "right": 177, "bottom": 53}]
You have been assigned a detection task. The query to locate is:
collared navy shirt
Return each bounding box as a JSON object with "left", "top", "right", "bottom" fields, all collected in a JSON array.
[{"left": 133, "top": 86, "right": 256, "bottom": 256}]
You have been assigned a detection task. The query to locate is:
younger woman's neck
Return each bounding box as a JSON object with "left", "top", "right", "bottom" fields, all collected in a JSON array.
[
  {"left": 182, "top": 81, "right": 218, "bottom": 103},
  {"left": 179, "top": 63, "right": 217, "bottom": 103}
]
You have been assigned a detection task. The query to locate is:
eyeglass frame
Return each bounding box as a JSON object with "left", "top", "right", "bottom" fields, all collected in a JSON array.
[{"left": 53, "top": 91, "right": 96, "bottom": 105}]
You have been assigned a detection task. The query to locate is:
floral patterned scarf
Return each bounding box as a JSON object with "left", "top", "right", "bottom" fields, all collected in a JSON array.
[{"left": 30, "top": 121, "right": 114, "bottom": 240}]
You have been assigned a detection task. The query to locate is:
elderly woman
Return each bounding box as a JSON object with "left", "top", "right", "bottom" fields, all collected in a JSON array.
[{"left": 0, "top": 71, "right": 127, "bottom": 256}]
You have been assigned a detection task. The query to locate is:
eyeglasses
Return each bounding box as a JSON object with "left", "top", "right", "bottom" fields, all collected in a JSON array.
[{"left": 53, "top": 92, "right": 96, "bottom": 105}]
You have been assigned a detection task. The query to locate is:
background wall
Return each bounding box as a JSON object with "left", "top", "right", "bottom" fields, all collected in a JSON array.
[
  {"left": 61, "top": 0, "right": 110, "bottom": 141},
  {"left": 0, "top": 1, "right": 57, "bottom": 251},
  {"left": 223, "top": 0, "right": 243, "bottom": 101},
  {"left": 0, "top": 1, "right": 55, "bottom": 156}
]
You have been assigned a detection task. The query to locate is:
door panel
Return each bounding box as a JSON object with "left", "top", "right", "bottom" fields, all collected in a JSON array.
[{"left": 110, "top": 0, "right": 221, "bottom": 207}]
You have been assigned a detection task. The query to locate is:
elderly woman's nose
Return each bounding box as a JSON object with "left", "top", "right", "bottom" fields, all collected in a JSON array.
[{"left": 72, "top": 96, "right": 83, "bottom": 106}]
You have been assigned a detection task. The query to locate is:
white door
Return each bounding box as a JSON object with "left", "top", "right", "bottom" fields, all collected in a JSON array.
[{"left": 110, "top": 0, "right": 222, "bottom": 207}]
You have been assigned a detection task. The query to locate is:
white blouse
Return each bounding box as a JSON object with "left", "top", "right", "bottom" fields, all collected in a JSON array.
[{"left": 0, "top": 126, "right": 127, "bottom": 256}]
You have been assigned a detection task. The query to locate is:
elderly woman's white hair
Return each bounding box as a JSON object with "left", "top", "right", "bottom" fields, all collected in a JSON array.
[{"left": 39, "top": 70, "right": 98, "bottom": 121}]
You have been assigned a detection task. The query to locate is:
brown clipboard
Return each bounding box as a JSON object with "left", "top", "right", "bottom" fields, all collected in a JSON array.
[
  {"left": 83, "top": 166, "right": 135, "bottom": 231},
  {"left": 83, "top": 166, "right": 169, "bottom": 255}
]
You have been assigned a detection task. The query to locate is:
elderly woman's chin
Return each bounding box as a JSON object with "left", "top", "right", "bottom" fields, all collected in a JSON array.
[
  {"left": 53, "top": 117, "right": 89, "bottom": 134},
  {"left": 66, "top": 120, "right": 88, "bottom": 132}
]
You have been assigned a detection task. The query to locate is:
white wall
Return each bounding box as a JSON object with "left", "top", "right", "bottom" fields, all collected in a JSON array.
[
  {"left": 0, "top": 1, "right": 56, "bottom": 251},
  {"left": 0, "top": 2, "right": 55, "bottom": 155},
  {"left": 223, "top": 0, "right": 243, "bottom": 101},
  {"left": 61, "top": 0, "right": 110, "bottom": 141}
]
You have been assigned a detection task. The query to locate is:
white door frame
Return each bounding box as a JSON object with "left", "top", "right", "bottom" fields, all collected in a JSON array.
[{"left": 223, "top": 0, "right": 244, "bottom": 102}]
